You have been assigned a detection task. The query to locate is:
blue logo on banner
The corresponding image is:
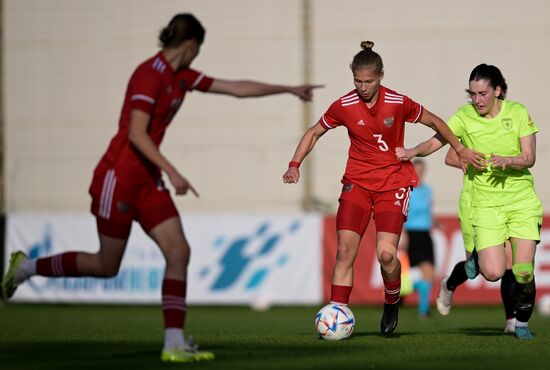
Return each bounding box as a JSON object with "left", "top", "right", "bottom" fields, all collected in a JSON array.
[{"left": 199, "top": 220, "right": 300, "bottom": 291}]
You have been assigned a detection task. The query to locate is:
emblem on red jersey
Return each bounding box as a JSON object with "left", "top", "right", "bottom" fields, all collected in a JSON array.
[
  {"left": 343, "top": 183, "right": 353, "bottom": 192},
  {"left": 356, "top": 119, "right": 365, "bottom": 126},
  {"left": 502, "top": 118, "right": 513, "bottom": 131},
  {"left": 383, "top": 116, "right": 395, "bottom": 128}
]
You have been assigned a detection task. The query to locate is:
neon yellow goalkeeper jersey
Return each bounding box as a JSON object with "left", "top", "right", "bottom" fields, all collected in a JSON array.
[{"left": 447, "top": 100, "right": 538, "bottom": 207}]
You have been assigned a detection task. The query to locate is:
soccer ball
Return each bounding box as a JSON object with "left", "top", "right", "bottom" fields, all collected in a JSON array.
[
  {"left": 315, "top": 303, "right": 355, "bottom": 340},
  {"left": 537, "top": 294, "right": 550, "bottom": 316}
]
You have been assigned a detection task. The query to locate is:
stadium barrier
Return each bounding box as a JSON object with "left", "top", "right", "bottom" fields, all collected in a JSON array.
[
  {"left": 6, "top": 213, "right": 322, "bottom": 304},
  {"left": 5, "top": 213, "right": 550, "bottom": 305}
]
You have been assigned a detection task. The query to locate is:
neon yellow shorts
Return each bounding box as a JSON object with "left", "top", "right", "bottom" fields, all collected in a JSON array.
[
  {"left": 458, "top": 191, "right": 475, "bottom": 253},
  {"left": 471, "top": 193, "right": 542, "bottom": 251}
]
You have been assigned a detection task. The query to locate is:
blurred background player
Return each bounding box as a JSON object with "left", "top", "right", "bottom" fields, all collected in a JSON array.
[
  {"left": 437, "top": 147, "right": 516, "bottom": 333},
  {"left": 401, "top": 159, "right": 436, "bottom": 318},
  {"left": 396, "top": 63, "right": 541, "bottom": 340},
  {"left": 283, "top": 41, "right": 483, "bottom": 336},
  {"left": 1, "top": 13, "right": 322, "bottom": 363}
]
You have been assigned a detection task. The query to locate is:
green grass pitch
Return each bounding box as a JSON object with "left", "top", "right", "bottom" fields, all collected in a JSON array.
[{"left": 1, "top": 304, "right": 549, "bottom": 370}]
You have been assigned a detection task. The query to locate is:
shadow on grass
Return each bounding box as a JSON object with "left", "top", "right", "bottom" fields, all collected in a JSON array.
[
  {"left": 352, "top": 331, "right": 412, "bottom": 339},
  {"left": 459, "top": 326, "right": 512, "bottom": 337},
  {"left": 0, "top": 338, "right": 379, "bottom": 370},
  {"left": 0, "top": 340, "right": 165, "bottom": 370}
]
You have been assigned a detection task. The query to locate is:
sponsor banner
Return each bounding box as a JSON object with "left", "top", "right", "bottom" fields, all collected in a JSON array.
[
  {"left": 184, "top": 214, "right": 322, "bottom": 305},
  {"left": 323, "top": 215, "right": 550, "bottom": 305},
  {"left": 6, "top": 213, "right": 322, "bottom": 305}
]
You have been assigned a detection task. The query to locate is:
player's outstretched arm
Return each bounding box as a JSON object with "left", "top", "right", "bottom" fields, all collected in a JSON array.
[
  {"left": 396, "top": 134, "right": 445, "bottom": 162},
  {"left": 418, "top": 109, "right": 485, "bottom": 171},
  {"left": 208, "top": 79, "right": 323, "bottom": 101},
  {"left": 283, "top": 121, "right": 327, "bottom": 184}
]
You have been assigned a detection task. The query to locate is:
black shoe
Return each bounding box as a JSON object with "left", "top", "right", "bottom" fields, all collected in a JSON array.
[{"left": 380, "top": 302, "right": 399, "bottom": 336}]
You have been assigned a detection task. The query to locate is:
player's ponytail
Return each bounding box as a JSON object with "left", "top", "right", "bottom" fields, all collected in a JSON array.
[
  {"left": 159, "top": 13, "right": 206, "bottom": 48},
  {"left": 350, "top": 40, "right": 383, "bottom": 74}
]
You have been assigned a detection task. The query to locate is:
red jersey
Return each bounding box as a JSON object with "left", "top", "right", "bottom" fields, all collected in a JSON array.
[
  {"left": 95, "top": 52, "right": 214, "bottom": 185},
  {"left": 320, "top": 85, "right": 422, "bottom": 191}
]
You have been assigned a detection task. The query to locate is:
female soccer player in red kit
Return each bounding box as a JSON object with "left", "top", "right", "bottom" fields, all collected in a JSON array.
[
  {"left": 283, "top": 41, "right": 484, "bottom": 336},
  {"left": 2, "top": 13, "right": 321, "bottom": 363}
]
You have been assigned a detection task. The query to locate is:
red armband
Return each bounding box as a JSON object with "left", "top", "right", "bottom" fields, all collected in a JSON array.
[{"left": 288, "top": 161, "right": 301, "bottom": 168}]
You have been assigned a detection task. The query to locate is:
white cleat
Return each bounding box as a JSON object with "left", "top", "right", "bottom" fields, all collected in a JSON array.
[
  {"left": 504, "top": 318, "right": 516, "bottom": 334},
  {"left": 436, "top": 276, "right": 453, "bottom": 316},
  {"left": 161, "top": 336, "right": 214, "bottom": 363}
]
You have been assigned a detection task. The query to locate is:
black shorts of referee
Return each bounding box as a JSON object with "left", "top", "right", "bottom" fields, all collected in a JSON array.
[{"left": 406, "top": 230, "right": 434, "bottom": 267}]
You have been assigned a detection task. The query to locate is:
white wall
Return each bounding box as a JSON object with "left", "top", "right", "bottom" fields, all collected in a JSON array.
[{"left": 4, "top": 0, "right": 550, "bottom": 214}]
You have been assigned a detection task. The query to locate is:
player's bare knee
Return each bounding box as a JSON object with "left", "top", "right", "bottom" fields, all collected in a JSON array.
[
  {"left": 336, "top": 241, "right": 356, "bottom": 263},
  {"left": 377, "top": 251, "right": 394, "bottom": 266},
  {"left": 165, "top": 244, "right": 190, "bottom": 265},
  {"left": 376, "top": 239, "right": 397, "bottom": 265},
  {"left": 481, "top": 268, "right": 503, "bottom": 282},
  {"left": 377, "top": 248, "right": 396, "bottom": 266}
]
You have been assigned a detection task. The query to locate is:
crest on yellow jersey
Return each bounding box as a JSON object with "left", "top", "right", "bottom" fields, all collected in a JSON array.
[{"left": 502, "top": 118, "right": 513, "bottom": 131}]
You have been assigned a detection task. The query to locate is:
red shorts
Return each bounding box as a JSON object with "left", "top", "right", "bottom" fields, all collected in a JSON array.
[
  {"left": 89, "top": 169, "right": 179, "bottom": 239},
  {"left": 336, "top": 182, "right": 411, "bottom": 236}
]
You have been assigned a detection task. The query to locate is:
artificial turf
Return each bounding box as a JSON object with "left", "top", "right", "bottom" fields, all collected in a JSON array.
[{"left": 1, "top": 304, "right": 549, "bottom": 370}]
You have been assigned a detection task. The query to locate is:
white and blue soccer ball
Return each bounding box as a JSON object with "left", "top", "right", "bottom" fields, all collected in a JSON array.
[
  {"left": 537, "top": 294, "right": 550, "bottom": 317},
  {"left": 315, "top": 303, "right": 355, "bottom": 340}
]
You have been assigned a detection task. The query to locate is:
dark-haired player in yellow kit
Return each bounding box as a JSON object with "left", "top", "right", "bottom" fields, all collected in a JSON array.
[{"left": 397, "top": 63, "right": 542, "bottom": 340}]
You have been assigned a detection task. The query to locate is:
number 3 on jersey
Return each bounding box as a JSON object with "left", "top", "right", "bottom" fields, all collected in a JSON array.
[
  {"left": 373, "top": 134, "right": 389, "bottom": 152},
  {"left": 394, "top": 187, "right": 411, "bottom": 216}
]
